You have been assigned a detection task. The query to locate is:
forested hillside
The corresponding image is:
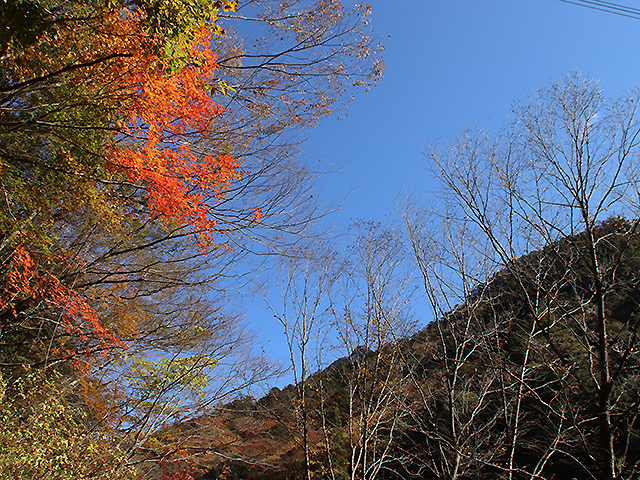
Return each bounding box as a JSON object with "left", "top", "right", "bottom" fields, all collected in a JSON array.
[{"left": 162, "top": 217, "right": 640, "bottom": 480}]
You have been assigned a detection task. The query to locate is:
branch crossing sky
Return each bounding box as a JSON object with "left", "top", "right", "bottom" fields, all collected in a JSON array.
[{"left": 250, "top": 0, "right": 640, "bottom": 377}]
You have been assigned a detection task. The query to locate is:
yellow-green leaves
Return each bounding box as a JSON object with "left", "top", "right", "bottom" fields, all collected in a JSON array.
[
  {"left": 0, "top": 370, "right": 133, "bottom": 480},
  {"left": 129, "top": 354, "right": 217, "bottom": 396}
]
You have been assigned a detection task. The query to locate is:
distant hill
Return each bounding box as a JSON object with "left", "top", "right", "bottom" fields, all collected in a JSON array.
[{"left": 147, "top": 218, "right": 640, "bottom": 480}]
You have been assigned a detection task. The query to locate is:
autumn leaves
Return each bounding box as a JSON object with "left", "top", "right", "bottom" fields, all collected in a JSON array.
[{"left": 0, "top": 1, "right": 382, "bottom": 477}]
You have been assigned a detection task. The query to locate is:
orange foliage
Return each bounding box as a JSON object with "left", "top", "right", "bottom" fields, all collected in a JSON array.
[
  {"left": 1, "top": 246, "right": 124, "bottom": 370},
  {"left": 78, "top": 375, "right": 128, "bottom": 431},
  {"left": 8, "top": 8, "right": 248, "bottom": 240},
  {"left": 103, "top": 18, "right": 245, "bottom": 241},
  {"left": 157, "top": 457, "right": 198, "bottom": 480}
]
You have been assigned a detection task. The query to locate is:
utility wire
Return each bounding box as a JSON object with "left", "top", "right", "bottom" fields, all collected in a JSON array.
[{"left": 558, "top": 0, "right": 640, "bottom": 20}]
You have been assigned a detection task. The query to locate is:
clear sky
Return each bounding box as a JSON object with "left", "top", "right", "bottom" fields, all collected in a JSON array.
[
  {"left": 246, "top": 0, "right": 640, "bottom": 384},
  {"left": 305, "top": 0, "right": 640, "bottom": 224}
]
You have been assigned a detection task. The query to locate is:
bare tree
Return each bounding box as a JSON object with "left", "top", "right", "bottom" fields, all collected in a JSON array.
[
  {"left": 332, "top": 221, "right": 416, "bottom": 480},
  {"left": 417, "top": 72, "right": 640, "bottom": 480},
  {"left": 399, "top": 198, "right": 528, "bottom": 480},
  {"left": 267, "top": 242, "right": 341, "bottom": 480}
]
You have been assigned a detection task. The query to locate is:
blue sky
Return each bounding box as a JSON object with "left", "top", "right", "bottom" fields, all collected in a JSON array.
[
  {"left": 305, "top": 0, "right": 640, "bottom": 223},
  {"left": 246, "top": 0, "right": 640, "bottom": 382}
]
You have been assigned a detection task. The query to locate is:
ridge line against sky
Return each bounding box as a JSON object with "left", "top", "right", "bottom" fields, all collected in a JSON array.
[{"left": 247, "top": 0, "right": 640, "bottom": 380}]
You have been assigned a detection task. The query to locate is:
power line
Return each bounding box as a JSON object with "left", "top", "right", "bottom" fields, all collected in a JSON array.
[{"left": 558, "top": 0, "right": 640, "bottom": 20}]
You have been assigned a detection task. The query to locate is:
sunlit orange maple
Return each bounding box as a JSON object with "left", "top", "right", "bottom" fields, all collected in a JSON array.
[{"left": 105, "top": 19, "right": 244, "bottom": 241}]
